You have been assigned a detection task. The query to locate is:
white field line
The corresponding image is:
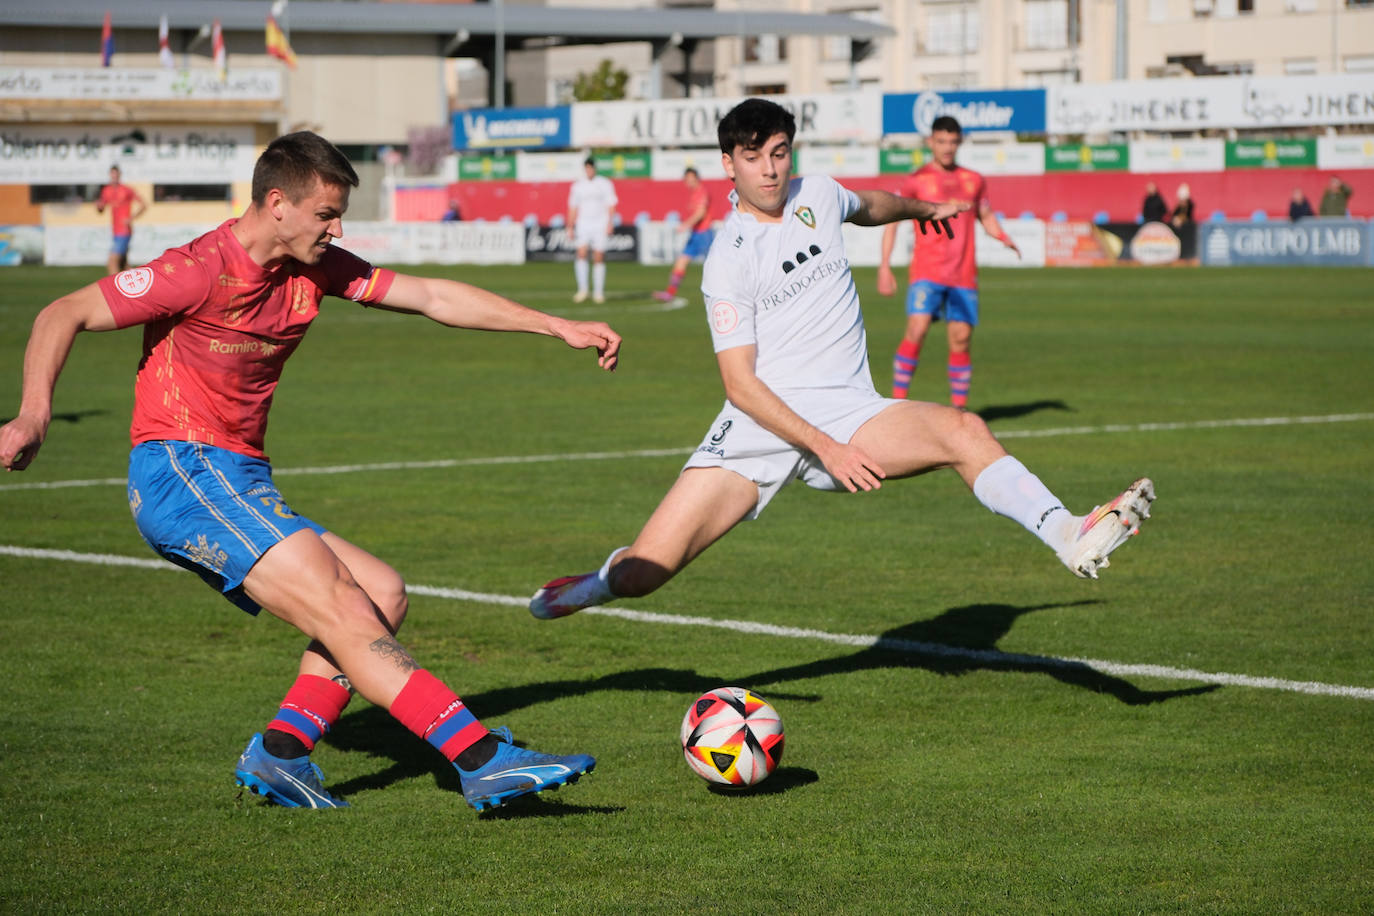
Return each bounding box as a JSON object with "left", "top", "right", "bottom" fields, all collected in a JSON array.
[
  {"left": 2, "top": 543, "right": 1371, "bottom": 702},
  {"left": 2, "top": 412, "right": 1372, "bottom": 493}
]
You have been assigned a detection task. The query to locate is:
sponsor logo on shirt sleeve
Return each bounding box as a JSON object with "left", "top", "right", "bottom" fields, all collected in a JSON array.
[{"left": 114, "top": 266, "right": 155, "bottom": 298}]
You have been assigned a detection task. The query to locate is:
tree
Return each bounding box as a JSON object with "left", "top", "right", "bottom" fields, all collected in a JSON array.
[{"left": 573, "top": 59, "right": 629, "bottom": 102}]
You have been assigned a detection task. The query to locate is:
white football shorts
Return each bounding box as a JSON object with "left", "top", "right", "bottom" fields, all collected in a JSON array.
[
  {"left": 682, "top": 386, "right": 898, "bottom": 520},
  {"left": 573, "top": 223, "right": 611, "bottom": 252}
]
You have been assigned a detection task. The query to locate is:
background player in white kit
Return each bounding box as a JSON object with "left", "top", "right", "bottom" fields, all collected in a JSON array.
[
  {"left": 568, "top": 157, "right": 618, "bottom": 303},
  {"left": 531, "top": 98, "right": 1154, "bottom": 619}
]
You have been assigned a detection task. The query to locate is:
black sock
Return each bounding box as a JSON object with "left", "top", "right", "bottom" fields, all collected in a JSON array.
[
  {"left": 455, "top": 733, "right": 499, "bottom": 771},
  {"left": 262, "top": 728, "right": 310, "bottom": 760}
]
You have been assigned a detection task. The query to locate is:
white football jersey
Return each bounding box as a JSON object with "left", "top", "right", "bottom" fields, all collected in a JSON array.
[
  {"left": 701, "top": 175, "right": 873, "bottom": 397},
  {"left": 568, "top": 174, "right": 617, "bottom": 231}
]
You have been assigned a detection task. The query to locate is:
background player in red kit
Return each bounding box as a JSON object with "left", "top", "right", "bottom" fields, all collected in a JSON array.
[
  {"left": 0, "top": 132, "right": 620, "bottom": 813},
  {"left": 876, "top": 116, "right": 1019, "bottom": 408},
  {"left": 96, "top": 164, "right": 147, "bottom": 276}
]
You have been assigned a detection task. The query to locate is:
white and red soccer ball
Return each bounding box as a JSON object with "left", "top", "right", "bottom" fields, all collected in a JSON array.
[{"left": 680, "top": 687, "right": 784, "bottom": 787}]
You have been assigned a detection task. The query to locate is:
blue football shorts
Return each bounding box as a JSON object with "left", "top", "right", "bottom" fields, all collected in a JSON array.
[
  {"left": 111, "top": 233, "right": 132, "bottom": 256},
  {"left": 906, "top": 281, "right": 980, "bottom": 326},
  {"left": 127, "top": 440, "right": 327, "bottom": 614},
  {"left": 682, "top": 229, "right": 714, "bottom": 259}
]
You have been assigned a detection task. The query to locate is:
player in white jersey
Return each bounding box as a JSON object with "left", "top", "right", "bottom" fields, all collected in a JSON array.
[
  {"left": 568, "top": 157, "right": 618, "bottom": 303},
  {"left": 530, "top": 98, "right": 1154, "bottom": 618}
]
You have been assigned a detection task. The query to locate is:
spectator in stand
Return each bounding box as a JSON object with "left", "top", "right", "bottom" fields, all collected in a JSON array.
[
  {"left": 441, "top": 198, "right": 462, "bottom": 222},
  {"left": 1141, "top": 181, "right": 1168, "bottom": 223},
  {"left": 1288, "top": 188, "right": 1314, "bottom": 222},
  {"left": 1319, "top": 176, "right": 1353, "bottom": 217},
  {"left": 1170, "top": 184, "right": 1195, "bottom": 228}
]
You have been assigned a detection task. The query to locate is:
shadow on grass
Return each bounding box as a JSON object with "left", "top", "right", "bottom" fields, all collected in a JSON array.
[
  {"left": 975, "top": 400, "right": 1071, "bottom": 424},
  {"left": 704, "top": 766, "right": 817, "bottom": 798},
  {"left": 737, "top": 601, "right": 1222, "bottom": 707},
  {"left": 325, "top": 671, "right": 820, "bottom": 805},
  {"left": 324, "top": 600, "right": 1216, "bottom": 802}
]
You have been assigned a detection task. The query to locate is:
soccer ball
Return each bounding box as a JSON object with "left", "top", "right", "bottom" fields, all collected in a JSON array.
[{"left": 680, "top": 687, "right": 784, "bottom": 787}]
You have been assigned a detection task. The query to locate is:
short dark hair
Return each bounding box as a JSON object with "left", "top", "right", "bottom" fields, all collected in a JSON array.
[
  {"left": 584, "top": 156, "right": 597, "bottom": 168},
  {"left": 718, "top": 98, "right": 796, "bottom": 155},
  {"left": 930, "top": 116, "right": 963, "bottom": 136},
  {"left": 251, "top": 131, "right": 359, "bottom": 205},
  {"left": 683, "top": 166, "right": 699, "bottom": 179}
]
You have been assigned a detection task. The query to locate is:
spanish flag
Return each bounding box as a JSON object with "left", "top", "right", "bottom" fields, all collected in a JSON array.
[
  {"left": 100, "top": 11, "right": 114, "bottom": 67},
  {"left": 265, "top": 13, "right": 296, "bottom": 69}
]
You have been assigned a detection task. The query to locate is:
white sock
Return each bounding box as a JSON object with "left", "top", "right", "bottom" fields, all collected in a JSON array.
[
  {"left": 574, "top": 258, "right": 589, "bottom": 293},
  {"left": 592, "top": 262, "right": 606, "bottom": 297},
  {"left": 598, "top": 546, "right": 628, "bottom": 597},
  {"left": 972, "top": 455, "right": 1075, "bottom": 550}
]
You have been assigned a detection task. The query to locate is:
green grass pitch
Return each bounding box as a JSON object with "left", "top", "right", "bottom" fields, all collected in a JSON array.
[{"left": 2, "top": 260, "right": 1372, "bottom": 913}]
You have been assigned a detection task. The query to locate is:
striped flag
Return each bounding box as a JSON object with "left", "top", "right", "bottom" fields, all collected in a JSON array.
[
  {"left": 100, "top": 11, "right": 114, "bottom": 67},
  {"left": 158, "top": 15, "right": 174, "bottom": 69},
  {"left": 212, "top": 19, "right": 226, "bottom": 81},
  {"left": 265, "top": 3, "right": 296, "bottom": 69}
]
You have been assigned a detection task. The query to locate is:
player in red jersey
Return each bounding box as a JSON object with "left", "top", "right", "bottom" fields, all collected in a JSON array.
[
  {"left": 654, "top": 166, "right": 715, "bottom": 302},
  {"left": 0, "top": 132, "right": 620, "bottom": 812},
  {"left": 95, "top": 165, "right": 148, "bottom": 276},
  {"left": 876, "top": 116, "right": 1019, "bottom": 408}
]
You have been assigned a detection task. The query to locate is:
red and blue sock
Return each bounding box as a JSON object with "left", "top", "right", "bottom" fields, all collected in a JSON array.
[
  {"left": 390, "top": 669, "right": 492, "bottom": 768},
  {"left": 948, "top": 351, "right": 972, "bottom": 408},
  {"left": 263, "top": 674, "right": 351, "bottom": 758},
  {"left": 892, "top": 339, "right": 921, "bottom": 399},
  {"left": 665, "top": 268, "right": 686, "bottom": 296}
]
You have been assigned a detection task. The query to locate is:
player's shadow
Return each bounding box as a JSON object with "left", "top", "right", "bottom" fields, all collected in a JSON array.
[
  {"left": 735, "top": 600, "right": 1221, "bottom": 707},
  {"left": 324, "top": 601, "right": 1215, "bottom": 801},
  {"left": 324, "top": 669, "right": 819, "bottom": 802},
  {"left": 975, "top": 400, "right": 1071, "bottom": 424}
]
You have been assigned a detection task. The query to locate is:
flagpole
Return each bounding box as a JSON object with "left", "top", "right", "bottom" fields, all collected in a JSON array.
[{"left": 272, "top": 0, "right": 292, "bottom": 136}]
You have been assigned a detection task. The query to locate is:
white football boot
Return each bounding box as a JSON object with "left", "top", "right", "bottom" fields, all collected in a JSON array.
[{"left": 1057, "top": 478, "right": 1155, "bottom": 579}]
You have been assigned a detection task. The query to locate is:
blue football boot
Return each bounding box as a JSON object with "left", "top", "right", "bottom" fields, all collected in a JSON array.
[
  {"left": 458, "top": 727, "right": 595, "bottom": 812},
  {"left": 234, "top": 733, "right": 348, "bottom": 809}
]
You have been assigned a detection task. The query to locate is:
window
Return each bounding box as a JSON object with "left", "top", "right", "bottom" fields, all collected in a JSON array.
[
  {"left": 1284, "top": 58, "right": 1318, "bottom": 75},
  {"left": 30, "top": 184, "right": 98, "bottom": 204},
  {"left": 1285, "top": 0, "right": 1317, "bottom": 9},
  {"left": 153, "top": 184, "right": 230, "bottom": 203},
  {"left": 1346, "top": 54, "right": 1374, "bottom": 72},
  {"left": 1024, "top": 0, "right": 1069, "bottom": 50},
  {"left": 925, "top": 6, "right": 980, "bottom": 54},
  {"left": 824, "top": 7, "right": 883, "bottom": 60},
  {"left": 744, "top": 34, "right": 787, "bottom": 64}
]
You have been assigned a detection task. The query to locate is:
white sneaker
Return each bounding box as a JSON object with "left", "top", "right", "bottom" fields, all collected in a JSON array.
[
  {"left": 1057, "top": 478, "right": 1155, "bottom": 579},
  {"left": 592, "top": 293, "right": 605, "bottom": 304},
  {"left": 573, "top": 291, "right": 588, "bottom": 303},
  {"left": 530, "top": 572, "right": 611, "bottom": 619}
]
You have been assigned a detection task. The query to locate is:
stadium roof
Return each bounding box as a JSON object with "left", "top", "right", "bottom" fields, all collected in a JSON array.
[{"left": 0, "top": 1, "right": 895, "bottom": 48}]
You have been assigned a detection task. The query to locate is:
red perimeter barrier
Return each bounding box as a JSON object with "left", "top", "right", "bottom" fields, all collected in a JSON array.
[{"left": 405, "top": 168, "right": 1369, "bottom": 225}]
